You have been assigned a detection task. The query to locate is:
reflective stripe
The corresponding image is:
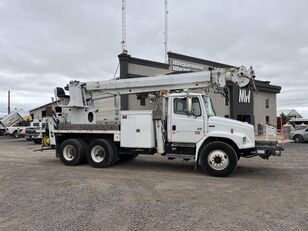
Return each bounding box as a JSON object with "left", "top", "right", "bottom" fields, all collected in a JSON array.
[{"left": 52, "top": 112, "right": 58, "bottom": 129}]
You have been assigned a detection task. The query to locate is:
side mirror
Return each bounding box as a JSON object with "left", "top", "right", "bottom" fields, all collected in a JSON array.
[{"left": 186, "top": 97, "right": 192, "bottom": 115}]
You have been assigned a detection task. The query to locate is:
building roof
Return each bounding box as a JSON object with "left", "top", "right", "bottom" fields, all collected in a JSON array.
[
  {"left": 289, "top": 118, "right": 308, "bottom": 122},
  {"left": 277, "top": 109, "right": 302, "bottom": 117},
  {"left": 254, "top": 80, "right": 281, "bottom": 93},
  {"left": 30, "top": 101, "right": 59, "bottom": 113},
  {"left": 168, "top": 52, "right": 235, "bottom": 68}
]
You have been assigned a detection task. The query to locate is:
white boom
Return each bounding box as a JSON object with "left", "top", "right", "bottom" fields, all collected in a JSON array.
[
  {"left": 86, "top": 66, "right": 253, "bottom": 95},
  {"left": 64, "top": 66, "right": 255, "bottom": 108}
]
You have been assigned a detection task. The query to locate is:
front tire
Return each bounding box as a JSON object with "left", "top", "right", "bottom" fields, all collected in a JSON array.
[
  {"left": 294, "top": 135, "right": 304, "bottom": 143},
  {"left": 59, "top": 139, "right": 85, "bottom": 166},
  {"left": 200, "top": 141, "right": 238, "bottom": 177},
  {"left": 33, "top": 138, "right": 42, "bottom": 144},
  {"left": 12, "top": 130, "right": 19, "bottom": 138},
  {"left": 87, "top": 139, "right": 114, "bottom": 168}
]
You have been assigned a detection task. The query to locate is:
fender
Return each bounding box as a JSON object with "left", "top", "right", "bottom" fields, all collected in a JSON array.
[{"left": 194, "top": 131, "right": 255, "bottom": 160}]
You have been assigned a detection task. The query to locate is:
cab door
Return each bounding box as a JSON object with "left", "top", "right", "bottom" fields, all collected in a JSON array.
[{"left": 169, "top": 96, "right": 205, "bottom": 143}]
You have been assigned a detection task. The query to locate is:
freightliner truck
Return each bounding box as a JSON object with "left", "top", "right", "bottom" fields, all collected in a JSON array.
[{"left": 44, "top": 66, "right": 282, "bottom": 177}]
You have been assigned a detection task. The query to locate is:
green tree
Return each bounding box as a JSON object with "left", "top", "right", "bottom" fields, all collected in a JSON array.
[{"left": 281, "top": 113, "right": 289, "bottom": 125}]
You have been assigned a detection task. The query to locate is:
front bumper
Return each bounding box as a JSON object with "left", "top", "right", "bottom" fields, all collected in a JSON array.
[{"left": 251, "top": 141, "right": 283, "bottom": 159}]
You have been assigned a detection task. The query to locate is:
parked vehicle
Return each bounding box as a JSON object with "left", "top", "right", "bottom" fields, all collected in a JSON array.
[
  {"left": 6, "top": 125, "right": 27, "bottom": 138},
  {"left": 289, "top": 128, "right": 308, "bottom": 143},
  {"left": 0, "top": 111, "right": 23, "bottom": 137},
  {"left": 6, "top": 121, "right": 36, "bottom": 138},
  {"left": 41, "top": 66, "right": 282, "bottom": 177},
  {"left": 25, "top": 121, "right": 46, "bottom": 144},
  {"left": 0, "top": 124, "right": 5, "bottom": 136}
]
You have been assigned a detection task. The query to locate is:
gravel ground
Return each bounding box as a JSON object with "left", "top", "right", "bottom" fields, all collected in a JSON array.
[{"left": 0, "top": 136, "right": 307, "bottom": 231}]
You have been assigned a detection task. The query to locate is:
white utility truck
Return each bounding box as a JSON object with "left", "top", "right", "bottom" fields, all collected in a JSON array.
[{"left": 45, "top": 66, "right": 282, "bottom": 177}]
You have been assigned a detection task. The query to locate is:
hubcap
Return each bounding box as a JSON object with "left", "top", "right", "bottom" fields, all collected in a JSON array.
[
  {"left": 91, "top": 145, "right": 105, "bottom": 163},
  {"left": 208, "top": 149, "right": 229, "bottom": 171},
  {"left": 63, "top": 145, "right": 76, "bottom": 161}
]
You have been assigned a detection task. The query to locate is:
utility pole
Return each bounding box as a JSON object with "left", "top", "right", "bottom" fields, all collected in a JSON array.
[
  {"left": 121, "top": 0, "right": 127, "bottom": 53},
  {"left": 164, "top": 0, "right": 168, "bottom": 63},
  {"left": 8, "top": 90, "right": 11, "bottom": 114}
]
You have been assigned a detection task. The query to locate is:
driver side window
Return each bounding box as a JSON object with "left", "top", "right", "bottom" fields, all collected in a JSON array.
[
  {"left": 173, "top": 97, "right": 201, "bottom": 117},
  {"left": 174, "top": 98, "right": 187, "bottom": 115}
]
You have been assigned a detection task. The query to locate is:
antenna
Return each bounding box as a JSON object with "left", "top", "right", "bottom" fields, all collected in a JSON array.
[
  {"left": 121, "top": 0, "right": 127, "bottom": 52},
  {"left": 164, "top": 0, "right": 168, "bottom": 63},
  {"left": 8, "top": 90, "right": 11, "bottom": 114}
]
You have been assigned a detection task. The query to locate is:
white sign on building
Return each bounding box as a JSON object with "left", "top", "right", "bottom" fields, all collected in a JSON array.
[
  {"left": 239, "top": 89, "right": 251, "bottom": 103},
  {"left": 171, "top": 60, "right": 204, "bottom": 72}
]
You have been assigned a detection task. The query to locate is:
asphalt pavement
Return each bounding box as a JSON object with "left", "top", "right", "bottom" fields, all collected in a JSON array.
[{"left": 0, "top": 136, "right": 307, "bottom": 231}]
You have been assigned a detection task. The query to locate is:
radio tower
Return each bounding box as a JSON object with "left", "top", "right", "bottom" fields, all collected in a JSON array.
[
  {"left": 121, "top": 0, "right": 127, "bottom": 52},
  {"left": 164, "top": 0, "right": 168, "bottom": 63}
]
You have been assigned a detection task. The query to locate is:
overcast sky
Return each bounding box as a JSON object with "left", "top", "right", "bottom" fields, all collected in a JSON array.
[{"left": 0, "top": 0, "right": 307, "bottom": 117}]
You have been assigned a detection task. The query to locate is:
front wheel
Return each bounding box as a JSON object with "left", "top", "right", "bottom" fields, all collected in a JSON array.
[
  {"left": 12, "top": 130, "right": 19, "bottom": 138},
  {"left": 33, "top": 138, "right": 42, "bottom": 144},
  {"left": 294, "top": 135, "right": 304, "bottom": 143},
  {"left": 200, "top": 141, "right": 238, "bottom": 177}
]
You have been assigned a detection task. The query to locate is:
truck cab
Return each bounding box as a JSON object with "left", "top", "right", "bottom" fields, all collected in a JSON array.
[
  {"left": 167, "top": 92, "right": 254, "bottom": 148},
  {"left": 162, "top": 92, "right": 280, "bottom": 176}
]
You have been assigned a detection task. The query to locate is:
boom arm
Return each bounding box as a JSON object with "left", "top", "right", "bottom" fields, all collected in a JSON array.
[
  {"left": 58, "top": 66, "right": 255, "bottom": 108},
  {"left": 87, "top": 70, "right": 218, "bottom": 97},
  {"left": 86, "top": 66, "right": 254, "bottom": 95}
]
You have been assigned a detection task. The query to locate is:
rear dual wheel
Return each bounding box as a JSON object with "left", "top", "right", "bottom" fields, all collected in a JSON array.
[
  {"left": 87, "top": 139, "right": 118, "bottom": 168},
  {"left": 58, "top": 138, "right": 119, "bottom": 168},
  {"left": 59, "top": 139, "right": 87, "bottom": 166}
]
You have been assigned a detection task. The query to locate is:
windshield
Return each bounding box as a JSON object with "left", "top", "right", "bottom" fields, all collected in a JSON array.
[{"left": 203, "top": 96, "right": 216, "bottom": 117}]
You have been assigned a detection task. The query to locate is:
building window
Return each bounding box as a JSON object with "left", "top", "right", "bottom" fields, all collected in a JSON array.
[
  {"left": 137, "top": 94, "right": 146, "bottom": 106},
  {"left": 224, "top": 88, "right": 229, "bottom": 106},
  {"left": 266, "top": 116, "right": 270, "bottom": 124},
  {"left": 265, "top": 98, "right": 269, "bottom": 108},
  {"left": 55, "top": 106, "right": 62, "bottom": 113}
]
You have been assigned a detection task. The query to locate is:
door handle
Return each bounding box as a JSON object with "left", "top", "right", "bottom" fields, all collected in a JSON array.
[{"left": 172, "top": 125, "right": 176, "bottom": 131}]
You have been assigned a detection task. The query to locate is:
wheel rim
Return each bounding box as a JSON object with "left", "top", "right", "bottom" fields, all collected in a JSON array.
[
  {"left": 91, "top": 145, "right": 105, "bottom": 163},
  {"left": 63, "top": 145, "right": 76, "bottom": 161},
  {"left": 207, "top": 149, "right": 229, "bottom": 171}
]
